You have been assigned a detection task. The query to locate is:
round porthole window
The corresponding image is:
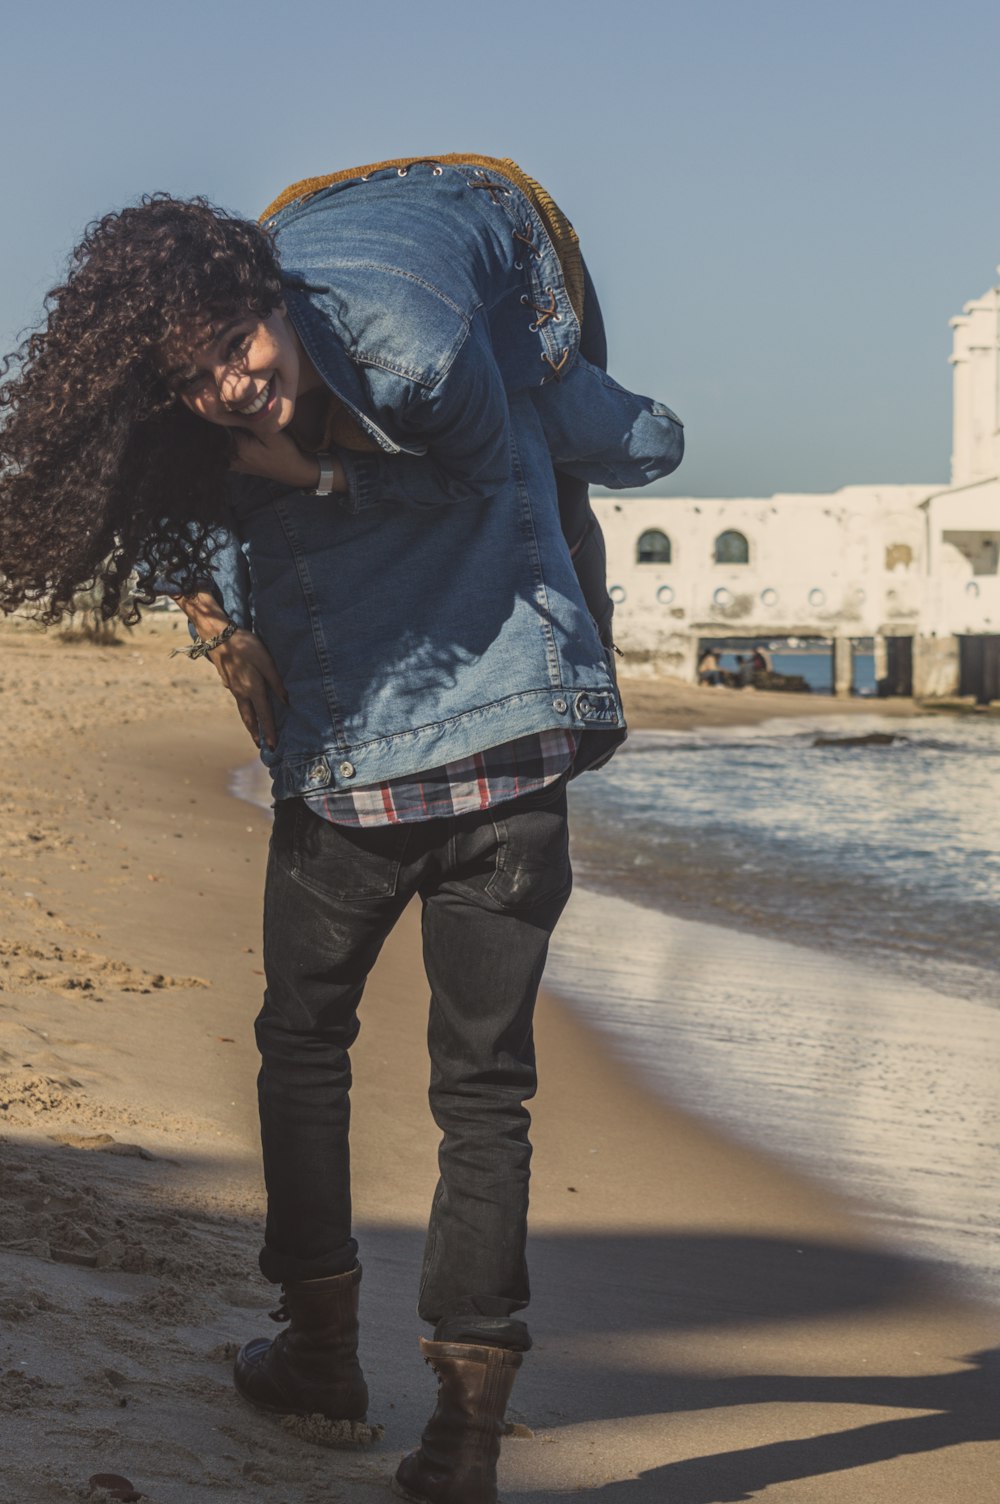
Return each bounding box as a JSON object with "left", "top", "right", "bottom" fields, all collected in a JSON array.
[
  {"left": 609, "top": 584, "right": 627, "bottom": 604},
  {"left": 760, "top": 587, "right": 778, "bottom": 607},
  {"left": 656, "top": 584, "right": 675, "bottom": 605},
  {"left": 713, "top": 587, "right": 733, "bottom": 607},
  {"left": 965, "top": 580, "right": 981, "bottom": 598},
  {"left": 808, "top": 588, "right": 826, "bottom": 607}
]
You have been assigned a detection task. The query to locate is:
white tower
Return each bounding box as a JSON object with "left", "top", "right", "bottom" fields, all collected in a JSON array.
[{"left": 949, "top": 277, "right": 1000, "bottom": 486}]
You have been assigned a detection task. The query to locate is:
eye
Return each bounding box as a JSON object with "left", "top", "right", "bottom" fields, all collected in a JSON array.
[
  {"left": 226, "top": 330, "right": 253, "bottom": 361},
  {"left": 173, "top": 365, "right": 217, "bottom": 401}
]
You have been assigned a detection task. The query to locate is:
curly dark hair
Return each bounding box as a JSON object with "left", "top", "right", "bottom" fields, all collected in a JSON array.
[{"left": 0, "top": 194, "right": 285, "bottom": 623}]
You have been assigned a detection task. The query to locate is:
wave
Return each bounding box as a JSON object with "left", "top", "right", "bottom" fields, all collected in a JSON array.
[{"left": 568, "top": 715, "right": 1000, "bottom": 1005}]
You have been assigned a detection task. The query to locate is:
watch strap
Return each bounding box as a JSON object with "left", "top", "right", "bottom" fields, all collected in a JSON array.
[{"left": 311, "top": 451, "right": 336, "bottom": 495}]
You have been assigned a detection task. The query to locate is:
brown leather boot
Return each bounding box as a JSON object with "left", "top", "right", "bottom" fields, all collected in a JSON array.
[
  {"left": 392, "top": 1337, "right": 523, "bottom": 1504},
  {"left": 233, "top": 1264, "right": 368, "bottom": 1420}
]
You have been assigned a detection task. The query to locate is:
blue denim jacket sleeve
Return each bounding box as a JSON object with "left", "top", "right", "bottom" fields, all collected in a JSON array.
[
  {"left": 529, "top": 357, "right": 685, "bottom": 489},
  {"left": 338, "top": 319, "right": 511, "bottom": 512},
  {"left": 339, "top": 343, "right": 684, "bottom": 510},
  {"left": 150, "top": 539, "right": 248, "bottom": 655},
  {"left": 145, "top": 520, "right": 254, "bottom": 628}
]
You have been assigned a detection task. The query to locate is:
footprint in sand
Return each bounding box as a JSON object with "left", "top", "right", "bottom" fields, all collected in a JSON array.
[
  {"left": 0, "top": 1140, "right": 248, "bottom": 1299},
  {"left": 0, "top": 1285, "right": 61, "bottom": 1322},
  {"left": 0, "top": 938, "right": 207, "bottom": 996},
  {"left": 49, "top": 1133, "right": 161, "bottom": 1161},
  {"left": 0, "top": 1369, "right": 56, "bottom": 1412},
  {"left": 0, "top": 1070, "right": 87, "bottom": 1119}
]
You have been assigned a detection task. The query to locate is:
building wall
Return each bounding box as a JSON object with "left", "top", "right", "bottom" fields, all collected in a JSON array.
[
  {"left": 922, "top": 477, "right": 1000, "bottom": 638},
  {"left": 594, "top": 486, "right": 931, "bottom": 676}
]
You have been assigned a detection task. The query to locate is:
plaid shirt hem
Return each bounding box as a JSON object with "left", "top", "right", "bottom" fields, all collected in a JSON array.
[{"left": 304, "top": 729, "right": 578, "bottom": 828}]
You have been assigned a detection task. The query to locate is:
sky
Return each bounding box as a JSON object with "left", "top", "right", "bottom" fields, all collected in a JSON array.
[{"left": 2, "top": 0, "right": 999, "bottom": 498}]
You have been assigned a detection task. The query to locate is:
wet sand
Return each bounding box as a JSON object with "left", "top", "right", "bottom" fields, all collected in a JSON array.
[
  {"left": 546, "top": 888, "right": 1000, "bottom": 1298},
  {"left": 616, "top": 673, "right": 927, "bottom": 732},
  {"left": 1, "top": 616, "right": 997, "bottom": 1502}
]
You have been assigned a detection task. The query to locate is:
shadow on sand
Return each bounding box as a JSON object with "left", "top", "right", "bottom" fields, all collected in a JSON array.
[
  {"left": 1, "top": 1134, "right": 996, "bottom": 1501},
  {"left": 362, "top": 1222, "right": 1000, "bottom": 1501}
]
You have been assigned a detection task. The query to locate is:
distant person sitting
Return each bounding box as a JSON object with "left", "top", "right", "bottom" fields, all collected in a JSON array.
[
  {"left": 735, "top": 653, "right": 755, "bottom": 688},
  {"left": 698, "top": 647, "right": 721, "bottom": 686}
]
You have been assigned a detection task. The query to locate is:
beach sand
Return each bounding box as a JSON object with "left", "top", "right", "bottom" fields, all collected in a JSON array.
[
  {"left": 615, "top": 673, "right": 927, "bottom": 732},
  {"left": 1, "top": 616, "right": 996, "bottom": 1502}
]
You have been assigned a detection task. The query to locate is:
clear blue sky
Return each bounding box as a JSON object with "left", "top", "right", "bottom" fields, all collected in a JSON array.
[{"left": 2, "top": 0, "right": 998, "bottom": 496}]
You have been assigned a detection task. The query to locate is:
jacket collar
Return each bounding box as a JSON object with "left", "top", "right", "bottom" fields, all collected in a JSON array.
[{"left": 282, "top": 284, "right": 427, "bottom": 457}]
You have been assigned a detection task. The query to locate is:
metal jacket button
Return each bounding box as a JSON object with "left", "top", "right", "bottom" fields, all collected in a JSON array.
[
  {"left": 553, "top": 698, "right": 568, "bottom": 713},
  {"left": 339, "top": 761, "right": 356, "bottom": 779}
]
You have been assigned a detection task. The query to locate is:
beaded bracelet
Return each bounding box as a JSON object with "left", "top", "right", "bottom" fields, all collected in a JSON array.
[{"left": 170, "top": 621, "right": 238, "bottom": 659}]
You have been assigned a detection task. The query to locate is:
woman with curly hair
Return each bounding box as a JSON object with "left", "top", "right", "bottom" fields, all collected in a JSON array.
[
  {"left": 0, "top": 159, "right": 683, "bottom": 1503},
  {"left": 0, "top": 195, "right": 279, "bottom": 618}
]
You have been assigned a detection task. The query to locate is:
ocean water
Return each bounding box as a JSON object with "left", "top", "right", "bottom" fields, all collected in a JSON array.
[
  {"left": 549, "top": 713, "right": 1000, "bottom": 1295},
  {"left": 564, "top": 714, "right": 1000, "bottom": 1003},
  {"left": 716, "top": 649, "right": 877, "bottom": 695}
]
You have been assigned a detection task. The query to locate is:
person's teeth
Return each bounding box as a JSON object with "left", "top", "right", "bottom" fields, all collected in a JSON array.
[{"left": 239, "top": 380, "right": 271, "bottom": 415}]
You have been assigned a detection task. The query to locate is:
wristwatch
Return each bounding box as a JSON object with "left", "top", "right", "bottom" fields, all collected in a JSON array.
[{"left": 311, "top": 451, "right": 336, "bottom": 495}]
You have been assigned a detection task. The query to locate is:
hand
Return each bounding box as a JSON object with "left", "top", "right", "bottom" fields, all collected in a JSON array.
[
  {"left": 171, "top": 593, "right": 288, "bottom": 748},
  {"left": 229, "top": 427, "right": 321, "bottom": 489},
  {"left": 206, "top": 629, "right": 289, "bottom": 751}
]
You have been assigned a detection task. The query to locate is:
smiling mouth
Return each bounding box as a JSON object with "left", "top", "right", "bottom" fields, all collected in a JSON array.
[{"left": 232, "top": 375, "right": 276, "bottom": 418}]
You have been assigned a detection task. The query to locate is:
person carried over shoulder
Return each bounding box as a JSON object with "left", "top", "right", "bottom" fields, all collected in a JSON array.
[{"left": 0, "top": 159, "right": 684, "bottom": 1504}]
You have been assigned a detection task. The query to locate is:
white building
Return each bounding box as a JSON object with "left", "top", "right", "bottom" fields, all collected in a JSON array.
[
  {"left": 594, "top": 486, "right": 930, "bottom": 689},
  {"left": 598, "top": 268, "right": 1000, "bottom": 700}
]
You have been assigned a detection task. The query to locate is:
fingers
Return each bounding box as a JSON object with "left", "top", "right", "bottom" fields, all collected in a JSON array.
[
  {"left": 235, "top": 696, "right": 262, "bottom": 745},
  {"left": 255, "top": 692, "right": 278, "bottom": 752},
  {"left": 209, "top": 631, "right": 286, "bottom": 746},
  {"left": 259, "top": 655, "right": 289, "bottom": 704},
  {"left": 229, "top": 630, "right": 288, "bottom": 705},
  {"left": 227, "top": 429, "right": 320, "bottom": 489},
  {"left": 233, "top": 680, "right": 276, "bottom": 750},
  {"left": 228, "top": 433, "right": 256, "bottom": 475}
]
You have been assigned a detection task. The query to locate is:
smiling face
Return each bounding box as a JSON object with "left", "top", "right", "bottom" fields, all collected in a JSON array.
[{"left": 163, "top": 305, "right": 319, "bottom": 432}]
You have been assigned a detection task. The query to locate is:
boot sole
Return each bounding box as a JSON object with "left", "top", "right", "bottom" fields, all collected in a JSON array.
[
  {"left": 235, "top": 1381, "right": 368, "bottom": 1421},
  {"left": 233, "top": 1363, "right": 368, "bottom": 1421},
  {"left": 390, "top": 1480, "right": 426, "bottom": 1503},
  {"left": 237, "top": 1389, "right": 383, "bottom": 1449}
]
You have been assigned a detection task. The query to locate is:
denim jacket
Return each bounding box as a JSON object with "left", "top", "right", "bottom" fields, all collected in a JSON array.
[{"left": 203, "top": 161, "right": 684, "bottom": 799}]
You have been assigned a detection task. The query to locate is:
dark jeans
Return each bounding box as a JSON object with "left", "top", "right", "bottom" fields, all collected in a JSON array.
[{"left": 255, "top": 776, "right": 573, "bottom": 1347}]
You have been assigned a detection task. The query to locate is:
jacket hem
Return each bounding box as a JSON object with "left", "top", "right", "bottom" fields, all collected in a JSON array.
[{"left": 267, "top": 684, "right": 624, "bottom": 800}]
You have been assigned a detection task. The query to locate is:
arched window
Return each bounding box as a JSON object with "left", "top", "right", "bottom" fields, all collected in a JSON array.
[
  {"left": 714, "top": 530, "right": 749, "bottom": 565},
  {"left": 637, "top": 529, "right": 672, "bottom": 564}
]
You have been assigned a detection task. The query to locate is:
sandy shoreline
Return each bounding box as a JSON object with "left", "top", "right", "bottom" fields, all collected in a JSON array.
[
  {"left": 1, "top": 616, "right": 997, "bottom": 1502},
  {"left": 615, "top": 673, "right": 929, "bottom": 732}
]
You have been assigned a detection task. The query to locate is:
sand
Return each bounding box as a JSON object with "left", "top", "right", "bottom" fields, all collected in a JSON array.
[
  {"left": 615, "top": 673, "right": 928, "bottom": 732},
  {"left": 0, "top": 615, "right": 996, "bottom": 1503}
]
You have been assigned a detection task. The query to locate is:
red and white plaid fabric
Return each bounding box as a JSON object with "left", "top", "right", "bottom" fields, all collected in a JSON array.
[{"left": 304, "top": 729, "right": 578, "bottom": 829}]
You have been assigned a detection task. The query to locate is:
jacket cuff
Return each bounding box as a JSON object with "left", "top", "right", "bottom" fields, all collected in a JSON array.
[
  {"left": 144, "top": 567, "right": 214, "bottom": 598},
  {"left": 339, "top": 451, "right": 385, "bottom": 512}
]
